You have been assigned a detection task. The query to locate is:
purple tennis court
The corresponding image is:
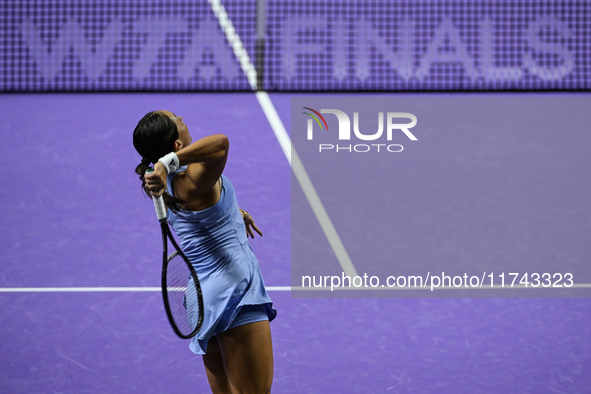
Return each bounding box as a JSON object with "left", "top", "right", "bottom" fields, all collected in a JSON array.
[
  {"left": 1, "top": 92, "right": 590, "bottom": 393},
  {"left": 2, "top": 1, "right": 591, "bottom": 393}
]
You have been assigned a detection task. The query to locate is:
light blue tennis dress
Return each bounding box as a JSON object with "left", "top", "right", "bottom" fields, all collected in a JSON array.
[{"left": 166, "top": 166, "right": 276, "bottom": 355}]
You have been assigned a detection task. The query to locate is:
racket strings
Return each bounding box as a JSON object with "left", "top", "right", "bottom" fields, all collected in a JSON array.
[{"left": 166, "top": 253, "right": 201, "bottom": 336}]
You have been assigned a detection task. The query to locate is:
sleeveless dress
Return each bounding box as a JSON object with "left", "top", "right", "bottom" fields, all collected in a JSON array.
[{"left": 166, "top": 166, "right": 277, "bottom": 355}]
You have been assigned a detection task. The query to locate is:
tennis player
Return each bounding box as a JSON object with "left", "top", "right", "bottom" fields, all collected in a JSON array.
[{"left": 133, "top": 110, "right": 276, "bottom": 394}]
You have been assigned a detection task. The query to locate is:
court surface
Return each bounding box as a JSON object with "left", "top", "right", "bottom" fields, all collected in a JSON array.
[{"left": 0, "top": 91, "right": 590, "bottom": 393}]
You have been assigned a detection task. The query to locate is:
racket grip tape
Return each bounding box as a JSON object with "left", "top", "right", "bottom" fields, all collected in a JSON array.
[
  {"left": 145, "top": 168, "right": 167, "bottom": 221},
  {"left": 152, "top": 195, "right": 167, "bottom": 221}
]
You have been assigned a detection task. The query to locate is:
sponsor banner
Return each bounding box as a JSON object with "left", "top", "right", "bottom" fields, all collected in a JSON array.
[{"left": 1, "top": 1, "right": 590, "bottom": 91}]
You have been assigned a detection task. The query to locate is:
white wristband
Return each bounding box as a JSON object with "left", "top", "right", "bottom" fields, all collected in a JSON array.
[{"left": 158, "top": 152, "right": 180, "bottom": 174}]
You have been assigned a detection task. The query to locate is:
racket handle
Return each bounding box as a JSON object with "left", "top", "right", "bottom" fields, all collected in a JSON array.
[
  {"left": 152, "top": 195, "right": 167, "bottom": 221},
  {"left": 146, "top": 168, "right": 167, "bottom": 221}
]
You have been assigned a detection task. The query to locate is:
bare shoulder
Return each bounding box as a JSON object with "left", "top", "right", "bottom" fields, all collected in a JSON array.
[{"left": 172, "top": 168, "right": 222, "bottom": 211}]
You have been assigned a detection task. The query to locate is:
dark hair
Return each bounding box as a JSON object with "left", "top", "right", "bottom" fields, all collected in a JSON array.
[{"left": 133, "top": 111, "right": 184, "bottom": 212}]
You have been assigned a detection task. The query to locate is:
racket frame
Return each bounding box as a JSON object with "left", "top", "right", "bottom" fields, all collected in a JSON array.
[{"left": 154, "top": 194, "right": 204, "bottom": 339}]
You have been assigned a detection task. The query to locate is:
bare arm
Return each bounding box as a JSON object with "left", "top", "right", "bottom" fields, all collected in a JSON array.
[
  {"left": 145, "top": 134, "right": 229, "bottom": 197},
  {"left": 179, "top": 134, "right": 229, "bottom": 192}
]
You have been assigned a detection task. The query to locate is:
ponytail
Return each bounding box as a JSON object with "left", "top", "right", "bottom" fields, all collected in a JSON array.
[
  {"left": 134, "top": 160, "right": 185, "bottom": 213},
  {"left": 133, "top": 111, "right": 185, "bottom": 213}
]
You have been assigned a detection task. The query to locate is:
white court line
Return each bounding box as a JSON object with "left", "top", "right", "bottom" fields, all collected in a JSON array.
[
  {"left": 0, "top": 286, "right": 293, "bottom": 293},
  {"left": 209, "top": 0, "right": 359, "bottom": 278},
  {"left": 207, "top": 0, "right": 257, "bottom": 90},
  {"left": 290, "top": 284, "right": 591, "bottom": 291},
  {"left": 2, "top": 285, "right": 590, "bottom": 293},
  {"left": 255, "top": 92, "right": 359, "bottom": 278}
]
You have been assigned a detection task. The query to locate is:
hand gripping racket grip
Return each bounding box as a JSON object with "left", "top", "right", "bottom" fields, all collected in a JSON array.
[{"left": 145, "top": 168, "right": 167, "bottom": 221}]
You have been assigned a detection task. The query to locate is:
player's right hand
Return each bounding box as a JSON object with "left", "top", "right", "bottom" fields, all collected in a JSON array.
[{"left": 145, "top": 162, "right": 168, "bottom": 197}]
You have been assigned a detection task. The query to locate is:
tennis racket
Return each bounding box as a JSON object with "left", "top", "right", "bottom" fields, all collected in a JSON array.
[{"left": 150, "top": 179, "right": 204, "bottom": 339}]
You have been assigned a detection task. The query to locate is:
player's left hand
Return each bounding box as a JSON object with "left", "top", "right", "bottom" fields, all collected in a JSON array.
[{"left": 240, "top": 209, "right": 263, "bottom": 238}]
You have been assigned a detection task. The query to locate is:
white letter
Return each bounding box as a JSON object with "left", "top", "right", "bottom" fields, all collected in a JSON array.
[
  {"left": 333, "top": 19, "right": 348, "bottom": 81},
  {"left": 352, "top": 276, "right": 363, "bottom": 287},
  {"left": 480, "top": 18, "right": 522, "bottom": 81},
  {"left": 280, "top": 16, "right": 326, "bottom": 79},
  {"left": 371, "top": 144, "right": 386, "bottom": 152},
  {"left": 319, "top": 144, "right": 334, "bottom": 152},
  {"left": 430, "top": 276, "right": 440, "bottom": 291},
  {"left": 342, "top": 272, "right": 351, "bottom": 287},
  {"left": 353, "top": 112, "right": 384, "bottom": 140},
  {"left": 354, "top": 19, "right": 414, "bottom": 80},
  {"left": 524, "top": 16, "right": 574, "bottom": 81},
  {"left": 132, "top": 17, "right": 189, "bottom": 80},
  {"left": 387, "top": 144, "right": 404, "bottom": 152},
  {"left": 416, "top": 17, "right": 477, "bottom": 80},
  {"left": 20, "top": 20, "right": 76, "bottom": 82},
  {"left": 387, "top": 113, "right": 417, "bottom": 140},
  {"left": 75, "top": 19, "right": 123, "bottom": 80},
  {"left": 330, "top": 276, "right": 341, "bottom": 291},
  {"left": 321, "top": 109, "right": 351, "bottom": 139},
  {"left": 179, "top": 18, "right": 240, "bottom": 82},
  {"left": 21, "top": 18, "right": 122, "bottom": 83},
  {"left": 370, "top": 276, "right": 379, "bottom": 287}
]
